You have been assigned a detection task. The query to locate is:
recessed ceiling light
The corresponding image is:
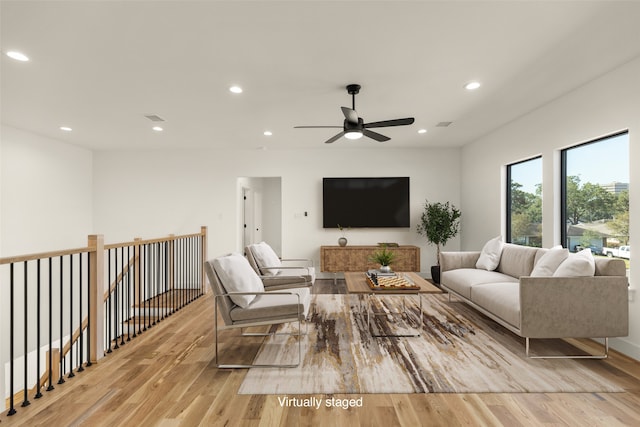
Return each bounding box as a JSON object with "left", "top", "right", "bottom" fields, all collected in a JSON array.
[
  {"left": 152, "top": 126, "right": 163, "bottom": 132},
  {"left": 6, "top": 51, "right": 29, "bottom": 62},
  {"left": 263, "top": 130, "right": 272, "bottom": 136},
  {"left": 464, "top": 81, "right": 481, "bottom": 90},
  {"left": 229, "top": 85, "right": 243, "bottom": 94},
  {"left": 418, "top": 129, "right": 427, "bottom": 134},
  {"left": 60, "top": 126, "right": 72, "bottom": 132}
]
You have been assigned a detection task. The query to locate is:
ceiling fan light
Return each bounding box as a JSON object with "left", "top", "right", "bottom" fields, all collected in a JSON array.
[{"left": 344, "top": 130, "right": 363, "bottom": 140}]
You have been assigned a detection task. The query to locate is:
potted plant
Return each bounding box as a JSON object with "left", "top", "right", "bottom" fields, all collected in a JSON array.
[
  {"left": 416, "top": 200, "right": 461, "bottom": 283},
  {"left": 369, "top": 244, "right": 396, "bottom": 273}
]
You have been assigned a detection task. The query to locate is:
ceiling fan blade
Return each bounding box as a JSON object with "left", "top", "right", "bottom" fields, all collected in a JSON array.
[
  {"left": 363, "top": 129, "right": 390, "bottom": 142},
  {"left": 363, "top": 117, "right": 415, "bottom": 128},
  {"left": 324, "top": 131, "right": 345, "bottom": 144},
  {"left": 294, "top": 126, "right": 342, "bottom": 129},
  {"left": 341, "top": 107, "right": 359, "bottom": 125}
]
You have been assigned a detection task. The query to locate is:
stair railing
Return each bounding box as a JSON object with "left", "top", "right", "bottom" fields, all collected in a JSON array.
[{"left": 1, "top": 226, "right": 207, "bottom": 416}]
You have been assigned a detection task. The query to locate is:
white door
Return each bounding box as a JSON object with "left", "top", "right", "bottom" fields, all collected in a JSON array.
[
  {"left": 242, "top": 187, "right": 253, "bottom": 250},
  {"left": 253, "top": 190, "right": 263, "bottom": 243}
]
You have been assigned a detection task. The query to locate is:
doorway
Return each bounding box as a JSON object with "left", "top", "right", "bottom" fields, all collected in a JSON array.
[{"left": 239, "top": 177, "right": 282, "bottom": 255}]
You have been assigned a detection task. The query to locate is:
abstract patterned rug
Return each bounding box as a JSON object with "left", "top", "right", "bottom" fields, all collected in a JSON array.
[{"left": 238, "top": 294, "right": 623, "bottom": 394}]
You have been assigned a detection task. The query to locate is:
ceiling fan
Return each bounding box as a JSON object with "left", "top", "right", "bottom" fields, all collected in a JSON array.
[{"left": 294, "top": 84, "right": 415, "bottom": 144}]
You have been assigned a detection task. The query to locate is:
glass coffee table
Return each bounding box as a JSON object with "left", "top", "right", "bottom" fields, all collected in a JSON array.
[{"left": 344, "top": 272, "right": 442, "bottom": 337}]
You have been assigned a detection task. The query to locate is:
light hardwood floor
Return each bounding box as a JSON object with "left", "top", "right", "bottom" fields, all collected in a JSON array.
[{"left": 2, "top": 280, "right": 640, "bottom": 426}]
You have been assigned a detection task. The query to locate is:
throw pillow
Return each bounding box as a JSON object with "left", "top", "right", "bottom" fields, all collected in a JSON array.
[
  {"left": 530, "top": 247, "right": 569, "bottom": 277},
  {"left": 250, "top": 242, "right": 282, "bottom": 276},
  {"left": 475, "top": 236, "right": 504, "bottom": 271},
  {"left": 213, "top": 253, "right": 265, "bottom": 308},
  {"left": 553, "top": 248, "right": 595, "bottom": 277}
]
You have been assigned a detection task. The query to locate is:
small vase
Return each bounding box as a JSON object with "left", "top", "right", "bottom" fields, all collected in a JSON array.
[
  {"left": 338, "top": 237, "right": 347, "bottom": 247},
  {"left": 379, "top": 265, "right": 392, "bottom": 273}
]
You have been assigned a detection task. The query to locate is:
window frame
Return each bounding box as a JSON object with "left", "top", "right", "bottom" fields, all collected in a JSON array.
[
  {"left": 560, "top": 130, "right": 629, "bottom": 249},
  {"left": 506, "top": 155, "right": 542, "bottom": 245}
]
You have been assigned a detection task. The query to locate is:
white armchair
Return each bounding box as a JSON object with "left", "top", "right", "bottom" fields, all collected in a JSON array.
[
  {"left": 204, "top": 253, "right": 311, "bottom": 368},
  {"left": 245, "top": 242, "right": 315, "bottom": 287}
]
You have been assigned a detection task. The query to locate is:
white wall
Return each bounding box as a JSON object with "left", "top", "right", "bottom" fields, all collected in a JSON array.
[
  {"left": 92, "top": 147, "right": 462, "bottom": 275},
  {"left": 0, "top": 125, "right": 94, "bottom": 255},
  {"left": 460, "top": 56, "right": 640, "bottom": 359}
]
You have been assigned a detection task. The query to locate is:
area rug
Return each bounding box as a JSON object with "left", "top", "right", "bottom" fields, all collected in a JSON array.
[{"left": 238, "top": 294, "right": 623, "bottom": 394}]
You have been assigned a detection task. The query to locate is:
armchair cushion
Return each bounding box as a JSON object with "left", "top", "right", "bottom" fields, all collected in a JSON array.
[
  {"left": 250, "top": 242, "right": 282, "bottom": 276},
  {"left": 229, "top": 286, "right": 311, "bottom": 323},
  {"left": 213, "top": 254, "right": 265, "bottom": 308}
]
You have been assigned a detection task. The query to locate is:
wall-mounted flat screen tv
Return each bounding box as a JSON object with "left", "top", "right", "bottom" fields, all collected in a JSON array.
[{"left": 323, "top": 177, "right": 410, "bottom": 228}]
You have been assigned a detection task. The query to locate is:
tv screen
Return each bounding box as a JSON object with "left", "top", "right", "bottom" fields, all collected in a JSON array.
[{"left": 323, "top": 177, "right": 410, "bottom": 228}]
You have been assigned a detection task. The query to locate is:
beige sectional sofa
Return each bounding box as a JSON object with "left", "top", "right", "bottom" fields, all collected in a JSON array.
[{"left": 439, "top": 243, "right": 629, "bottom": 358}]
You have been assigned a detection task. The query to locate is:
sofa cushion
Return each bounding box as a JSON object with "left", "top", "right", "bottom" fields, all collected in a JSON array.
[
  {"left": 475, "top": 236, "right": 504, "bottom": 271},
  {"left": 471, "top": 282, "right": 521, "bottom": 329},
  {"left": 441, "top": 268, "right": 517, "bottom": 299},
  {"left": 530, "top": 247, "right": 569, "bottom": 277},
  {"left": 229, "top": 286, "right": 310, "bottom": 323},
  {"left": 213, "top": 253, "right": 265, "bottom": 308},
  {"left": 553, "top": 248, "right": 595, "bottom": 277},
  {"left": 250, "top": 242, "right": 282, "bottom": 276},
  {"left": 497, "top": 244, "right": 542, "bottom": 278}
]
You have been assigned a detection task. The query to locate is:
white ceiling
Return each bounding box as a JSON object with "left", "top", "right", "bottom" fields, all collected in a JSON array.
[{"left": 2, "top": 1, "right": 640, "bottom": 151}]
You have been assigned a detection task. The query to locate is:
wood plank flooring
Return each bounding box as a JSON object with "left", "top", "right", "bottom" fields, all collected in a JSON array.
[{"left": 2, "top": 279, "right": 640, "bottom": 426}]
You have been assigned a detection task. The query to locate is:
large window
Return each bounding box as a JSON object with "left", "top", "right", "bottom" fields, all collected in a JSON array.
[
  {"left": 506, "top": 156, "right": 542, "bottom": 247},
  {"left": 561, "top": 132, "right": 629, "bottom": 261}
]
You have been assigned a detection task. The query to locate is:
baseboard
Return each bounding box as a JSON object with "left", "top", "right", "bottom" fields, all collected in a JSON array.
[{"left": 594, "top": 337, "right": 640, "bottom": 361}]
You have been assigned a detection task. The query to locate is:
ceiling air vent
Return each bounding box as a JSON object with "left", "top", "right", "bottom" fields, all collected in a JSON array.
[
  {"left": 144, "top": 114, "right": 165, "bottom": 122},
  {"left": 436, "top": 121, "right": 453, "bottom": 127}
]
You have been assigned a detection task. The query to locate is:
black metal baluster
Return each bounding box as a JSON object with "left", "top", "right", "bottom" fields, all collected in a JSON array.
[
  {"left": 164, "top": 241, "right": 168, "bottom": 319},
  {"left": 178, "top": 238, "right": 182, "bottom": 306},
  {"left": 8, "top": 263, "right": 16, "bottom": 416},
  {"left": 114, "top": 247, "right": 120, "bottom": 350},
  {"left": 78, "top": 254, "right": 84, "bottom": 372},
  {"left": 142, "top": 244, "right": 151, "bottom": 331},
  {"left": 133, "top": 243, "right": 138, "bottom": 337},
  {"left": 153, "top": 243, "right": 158, "bottom": 326},
  {"left": 181, "top": 238, "right": 185, "bottom": 308},
  {"left": 68, "top": 254, "right": 75, "bottom": 378},
  {"left": 172, "top": 239, "right": 176, "bottom": 313},
  {"left": 120, "top": 246, "right": 126, "bottom": 346},
  {"left": 107, "top": 250, "right": 112, "bottom": 353},
  {"left": 47, "top": 258, "right": 55, "bottom": 391},
  {"left": 35, "top": 259, "right": 43, "bottom": 398},
  {"left": 199, "top": 235, "right": 203, "bottom": 296},
  {"left": 22, "top": 261, "right": 31, "bottom": 407},
  {"left": 86, "top": 252, "right": 92, "bottom": 367},
  {"left": 127, "top": 245, "right": 132, "bottom": 341},
  {"left": 189, "top": 237, "right": 194, "bottom": 302},
  {"left": 58, "top": 256, "right": 65, "bottom": 384}
]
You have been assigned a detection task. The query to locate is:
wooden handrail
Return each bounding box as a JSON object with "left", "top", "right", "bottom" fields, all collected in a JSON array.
[
  {"left": 0, "top": 246, "right": 93, "bottom": 266},
  {"left": 1, "top": 230, "right": 205, "bottom": 265},
  {"left": 104, "top": 231, "right": 205, "bottom": 250}
]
